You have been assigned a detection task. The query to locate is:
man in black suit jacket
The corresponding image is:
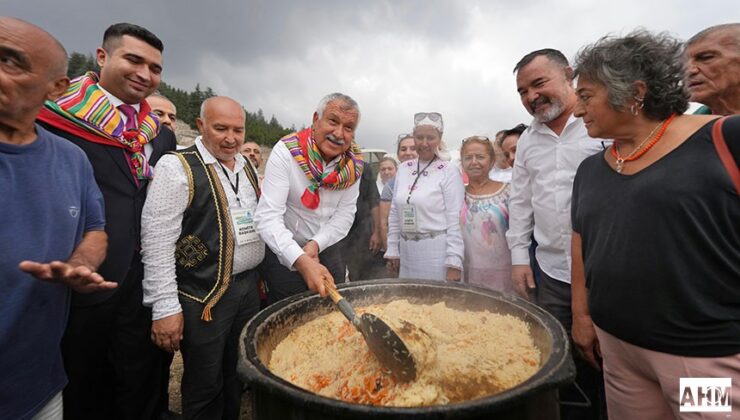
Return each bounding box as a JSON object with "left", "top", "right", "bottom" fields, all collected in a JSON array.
[{"left": 38, "top": 23, "right": 176, "bottom": 420}]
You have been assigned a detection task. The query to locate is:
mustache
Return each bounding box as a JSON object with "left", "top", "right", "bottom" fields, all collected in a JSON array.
[
  {"left": 529, "top": 96, "right": 551, "bottom": 110},
  {"left": 326, "top": 134, "right": 346, "bottom": 146}
]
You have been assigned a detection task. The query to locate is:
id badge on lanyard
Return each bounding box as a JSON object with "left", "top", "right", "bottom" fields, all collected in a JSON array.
[
  {"left": 402, "top": 158, "right": 435, "bottom": 233},
  {"left": 230, "top": 207, "right": 260, "bottom": 245},
  {"left": 401, "top": 204, "right": 418, "bottom": 232}
]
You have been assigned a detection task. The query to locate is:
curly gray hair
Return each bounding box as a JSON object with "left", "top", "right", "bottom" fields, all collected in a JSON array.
[{"left": 573, "top": 30, "right": 689, "bottom": 120}]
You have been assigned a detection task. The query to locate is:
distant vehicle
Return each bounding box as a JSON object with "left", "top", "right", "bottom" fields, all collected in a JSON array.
[{"left": 361, "top": 148, "right": 388, "bottom": 175}]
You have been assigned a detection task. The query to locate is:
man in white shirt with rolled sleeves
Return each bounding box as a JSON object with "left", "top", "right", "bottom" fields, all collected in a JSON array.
[
  {"left": 141, "top": 96, "right": 263, "bottom": 419},
  {"left": 255, "top": 93, "right": 363, "bottom": 304},
  {"left": 507, "top": 49, "right": 607, "bottom": 420}
]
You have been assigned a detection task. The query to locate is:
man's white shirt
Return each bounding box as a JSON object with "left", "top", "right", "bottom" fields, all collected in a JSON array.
[
  {"left": 141, "top": 137, "right": 264, "bottom": 320},
  {"left": 506, "top": 115, "right": 609, "bottom": 283},
  {"left": 254, "top": 140, "right": 359, "bottom": 269}
]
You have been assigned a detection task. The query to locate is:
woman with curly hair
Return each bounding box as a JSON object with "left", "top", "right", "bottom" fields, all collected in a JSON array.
[{"left": 570, "top": 30, "right": 740, "bottom": 418}]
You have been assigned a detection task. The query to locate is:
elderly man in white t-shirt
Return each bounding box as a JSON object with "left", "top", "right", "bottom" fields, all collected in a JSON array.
[{"left": 255, "top": 93, "right": 363, "bottom": 303}]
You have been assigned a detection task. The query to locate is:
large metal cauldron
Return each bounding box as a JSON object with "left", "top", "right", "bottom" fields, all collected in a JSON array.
[{"left": 238, "top": 279, "right": 575, "bottom": 420}]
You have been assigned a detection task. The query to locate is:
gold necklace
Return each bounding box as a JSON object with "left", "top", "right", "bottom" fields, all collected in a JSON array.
[{"left": 612, "top": 114, "right": 676, "bottom": 173}]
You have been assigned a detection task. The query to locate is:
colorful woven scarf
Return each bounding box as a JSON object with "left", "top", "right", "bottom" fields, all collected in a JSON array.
[
  {"left": 281, "top": 127, "right": 364, "bottom": 209},
  {"left": 37, "top": 71, "right": 160, "bottom": 180}
]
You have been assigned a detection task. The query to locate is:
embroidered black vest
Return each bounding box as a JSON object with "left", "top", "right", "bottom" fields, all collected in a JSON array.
[{"left": 172, "top": 146, "right": 261, "bottom": 321}]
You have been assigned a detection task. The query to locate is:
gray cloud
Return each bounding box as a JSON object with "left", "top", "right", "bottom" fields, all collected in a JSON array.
[{"left": 3, "top": 0, "right": 732, "bottom": 151}]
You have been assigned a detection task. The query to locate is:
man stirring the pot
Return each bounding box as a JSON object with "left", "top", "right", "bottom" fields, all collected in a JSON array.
[{"left": 254, "top": 92, "right": 363, "bottom": 303}]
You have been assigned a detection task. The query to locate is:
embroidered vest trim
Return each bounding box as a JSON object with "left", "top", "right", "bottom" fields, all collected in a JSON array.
[{"left": 171, "top": 146, "right": 259, "bottom": 321}]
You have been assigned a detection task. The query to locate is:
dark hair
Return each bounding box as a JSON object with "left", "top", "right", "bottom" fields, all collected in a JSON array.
[
  {"left": 502, "top": 123, "right": 528, "bottom": 140},
  {"left": 103, "top": 23, "right": 163, "bottom": 52},
  {"left": 574, "top": 30, "right": 689, "bottom": 120},
  {"left": 513, "top": 48, "right": 569, "bottom": 74}
]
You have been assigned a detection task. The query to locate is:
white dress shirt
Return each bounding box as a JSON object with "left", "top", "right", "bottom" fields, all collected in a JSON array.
[
  {"left": 141, "top": 137, "right": 264, "bottom": 320},
  {"left": 385, "top": 158, "right": 466, "bottom": 269},
  {"left": 254, "top": 140, "right": 360, "bottom": 269},
  {"left": 506, "top": 115, "right": 608, "bottom": 283},
  {"left": 98, "top": 85, "right": 154, "bottom": 159}
]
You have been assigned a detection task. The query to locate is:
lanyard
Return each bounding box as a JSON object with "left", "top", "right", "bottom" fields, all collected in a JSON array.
[
  {"left": 406, "top": 157, "right": 436, "bottom": 204},
  {"left": 218, "top": 162, "right": 241, "bottom": 206}
]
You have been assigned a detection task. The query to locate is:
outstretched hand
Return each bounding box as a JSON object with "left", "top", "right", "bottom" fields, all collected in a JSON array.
[{"left": 19, "top": 260, "right": 117, "bottom": 293}]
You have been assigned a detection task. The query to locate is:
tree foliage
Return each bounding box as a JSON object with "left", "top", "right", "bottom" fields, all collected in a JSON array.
[
  {"left": 65, "top": 51, "right": 292, "bottom": 144},
  {"left": 244, "top": 109, "right": 292, "bottom": 146},
  {"left": 66, "top": 52, "right": 97, "bottom": 79}
]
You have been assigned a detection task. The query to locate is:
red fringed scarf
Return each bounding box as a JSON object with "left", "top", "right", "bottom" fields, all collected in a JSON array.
[{"left": 281, "top": 128, "right": 363, "bottom": 209}]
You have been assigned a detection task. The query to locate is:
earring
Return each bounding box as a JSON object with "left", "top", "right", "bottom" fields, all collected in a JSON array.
[
  {"left": 630, "top": 104, "right": 639, "bottom": 116},
  {"left": 630, "top": 97, "right": 645, "bottom": 116}
]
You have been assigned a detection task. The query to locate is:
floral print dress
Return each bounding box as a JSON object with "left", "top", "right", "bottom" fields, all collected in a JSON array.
[{"left": 460, "top": 184, "right": 513, "bottom": 293}]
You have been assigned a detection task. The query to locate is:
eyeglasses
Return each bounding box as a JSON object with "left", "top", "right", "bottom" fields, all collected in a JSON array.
[
  {"left": 413, "top": 112, "right": 442, "bottom": 123},
  {"left": 461, "top": 136, "right": 491, "bottom": 144},
  {"left": 397, "top": 133, "right": 413, "bottom": 142}
]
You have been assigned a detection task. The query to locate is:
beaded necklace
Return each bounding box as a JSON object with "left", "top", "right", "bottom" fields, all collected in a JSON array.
[{"left": 610, "top": 113, "right": 676, "bottom": 173}]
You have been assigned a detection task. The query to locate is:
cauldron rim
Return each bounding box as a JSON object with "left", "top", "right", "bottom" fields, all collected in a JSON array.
[{"left": 238, "top": 279, "right": 575, "bottom": 416}]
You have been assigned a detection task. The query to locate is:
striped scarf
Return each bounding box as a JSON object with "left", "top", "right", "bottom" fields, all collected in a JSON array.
[
  {"left": 38, "top": 72, "right": 160, "bottom": 180},
  {"left": 281, "top": 127, "right": 363, "bottom": 209}
]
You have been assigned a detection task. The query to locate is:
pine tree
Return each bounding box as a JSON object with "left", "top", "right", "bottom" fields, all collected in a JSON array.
[
  {"left": 67, "top": 52, "right": 97, "bottom": 78},
  {"left": 63, "top": 51, "right": 294, "bottom": 137}
]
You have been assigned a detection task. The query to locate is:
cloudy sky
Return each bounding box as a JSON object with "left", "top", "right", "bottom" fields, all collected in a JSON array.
[{"left": 4, "top": 0, "right": 735, "bottom": 151}]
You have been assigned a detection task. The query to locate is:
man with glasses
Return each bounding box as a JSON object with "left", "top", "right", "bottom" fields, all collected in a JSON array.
[{"left": 507, "top": 49, "right": 608, "bottom": 420}]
